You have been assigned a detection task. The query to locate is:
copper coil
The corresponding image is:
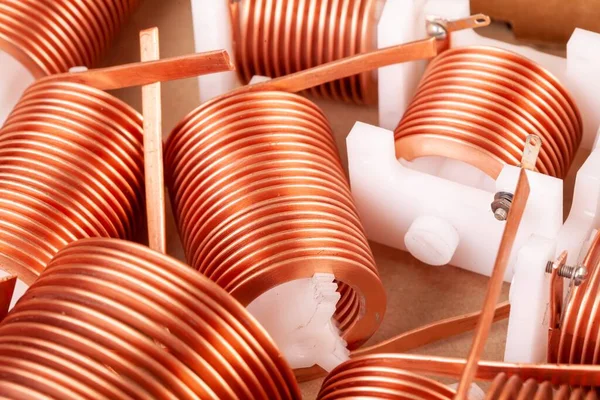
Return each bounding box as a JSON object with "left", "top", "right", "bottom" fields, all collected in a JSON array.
[
  {"left": 395, "top": 46, "right": 582, "bottom": 179},
  {"left": 165, "top": 90, "right": 386, "bottom": 351},
  {"left": 317, "top": 355, "right": 455, "bottom": 399},
  {"left": 486, "top": 373, "right": 598, "bottom": 400},
  {"left": 0, "top": 238, "right": 301, "bottom": 400},
  {"left": 0, "top": 80, "right": 144, "bottom": 284},
  {"left": 229, "top": 0, "right": 380, "bottom": 104},
  {"left": 0, "top": 0, "right": 139, "bottom": 77},
  {"left": 551, "top": 231, "right": 600, "bottom": 365}
]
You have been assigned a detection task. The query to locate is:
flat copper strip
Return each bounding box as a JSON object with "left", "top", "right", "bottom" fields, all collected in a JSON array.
[{"left": 456, "top": 169, "right": 530, "bottom": 398}]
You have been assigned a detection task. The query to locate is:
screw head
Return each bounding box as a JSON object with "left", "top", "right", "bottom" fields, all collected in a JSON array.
[
  {"left": 426, "top": 22, "right": 447, "bottom": 39},
  {"left": 573, "top": 266, "right": 588, "bottom": 286},
  {"left": 494, "top": 208, "right": 508, "bottom": 221}
]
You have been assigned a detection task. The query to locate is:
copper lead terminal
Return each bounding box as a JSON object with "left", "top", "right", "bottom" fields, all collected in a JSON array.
[
  {"left": 520, "top": 134, "right": 543, "bottom": 171},
  {"left": 140, "top": 27, "right": 166, "bottom": 254}
]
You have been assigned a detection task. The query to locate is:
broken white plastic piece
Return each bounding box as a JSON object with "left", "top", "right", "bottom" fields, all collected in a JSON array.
[
  {"left": 246, "top": 273, "right": 349, "bottom": 371},
  {"left": 347, "top": 121, "right": 562, "bottom": 280},
  {"left": 0, "top": 50, "right": 35, "bottom": 125},
  {"left": 448, "top": 382, "right": 485, "bottom": 400}
]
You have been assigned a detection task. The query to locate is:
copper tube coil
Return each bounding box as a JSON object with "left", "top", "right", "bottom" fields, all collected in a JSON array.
[
  {"left": 486, "top": 373, "right": 598, "bottom": 400},
  {"left": 0, "top": 80, "right": 144, "bottom": 284},
  {"left": 0, "top": 0, "right": 139, "bottom": 77},
  {"left": 229, "top": 0, "right": 380, "bottom": 104},
  {"left": 550, "top": 231, "right": 600, "bottom": 365},
  {"left": 317, "top": 356, "right": 455, "bottom": 399},
  {"left": 165, "top": 90, "right": 386, "bottom": 351},
  {"left": 318, "top": 355, "right": 600, "bottom": 400},
  {"left": 0, "top": 238, "right": 301, "bottom": 400},
  {"left": 395, "top": 46, "right": 582, "bottom": 179}
]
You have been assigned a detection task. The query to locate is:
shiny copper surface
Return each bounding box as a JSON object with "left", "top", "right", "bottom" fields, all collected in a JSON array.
[
  {"left": 318, "top": 354, "right": 600, "bottom": 399},
  {"left": 457, "top": 170, "right": 530, "bottom": 398},
  {"left": 0, "top": 0, "right": 140, "bottom": 77},
  {"left": 0, "top": 80, "right": 144, "bottom": 284},
  {"left": 550, "top": 231, "right": 600, "bottom": 365},
  {"left": 395, "top": 46, "right": 582, "bottom": 179},
  {"left": 229, "top": 0, "right": 380, "bottom": 104},
  {"left": 0, "top": 238, "right": 301, "bottom": 400},
  {"left": 165, "top": 90, "right": 386, "bottom": 352}
]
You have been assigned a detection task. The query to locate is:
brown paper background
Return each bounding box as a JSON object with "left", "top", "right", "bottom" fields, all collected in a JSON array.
[{"left": 103, "top": 1, "right": 513, "bottom": 398}]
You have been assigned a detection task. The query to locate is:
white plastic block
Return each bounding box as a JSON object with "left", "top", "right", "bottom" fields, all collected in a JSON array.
[
  {"left": 191, "top": 0, "right": 238, "bottom": 103},
  {"left": 347, "top": 121, "right": 563, "bottom": 280},
  {"left": 404, "top": 215, "right": 459, "bottom": 266},
  {"left": 448, "top": 382, "right": 485, "bottom": 400},
  {"left": 246, "top": 274, "right": 349, "bottom": 371},
  {"left": 0, "top": 51, "right": 34, "bottom": 126},
  {"left": 504, "top": 236, "right": 555, "bottom": 363}
]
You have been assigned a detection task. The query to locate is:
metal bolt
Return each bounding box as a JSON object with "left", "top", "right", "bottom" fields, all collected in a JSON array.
[
  {"left": 426, "top": 21, "right": 447, "bottom": 40},
  {"left": 545, "top": 261, "right": 588, "bottom": 286},
  {"left": 491, "top": 192, "right": 513, "bottom": 221}
]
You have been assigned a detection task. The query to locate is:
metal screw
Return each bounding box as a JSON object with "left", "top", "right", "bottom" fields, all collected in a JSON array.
[
  {"left": 426, "top": 21, "right": 447, "bottom": 40},
  {"left": 545, "top": 261, "right": 588, "bottom": 286},
  {"left": 491, "top": 191, "right": 513, "bottom": 221}
]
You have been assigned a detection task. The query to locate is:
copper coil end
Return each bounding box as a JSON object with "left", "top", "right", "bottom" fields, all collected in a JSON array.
[
  {"left": 395, "top": 46, "right": 582, "bottom": 179},
  {"left": 317, "top": 354, "right": 455, "bottom": 399},
  {"left": 0, "top": 238, "right": 301, "bottom": 400},
  {"left": 165, "top": 90, "right": 386, "bottom": 360},
  {"left": 0, "top": 80, "right": 144, "bottom": 284},
  {"left": 229, "top": 0, "right": 380, "bottom": 104},
  {"left": 0, "top": 0, "right": 140, "bottom": 77}
]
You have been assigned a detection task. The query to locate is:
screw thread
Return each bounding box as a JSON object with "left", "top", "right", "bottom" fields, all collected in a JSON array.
[{"left": 546, "top": 262, "right": 577, "bottom": 278}]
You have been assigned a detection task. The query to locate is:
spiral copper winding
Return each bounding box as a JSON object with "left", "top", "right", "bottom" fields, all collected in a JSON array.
[
  {"left": 0, "top": 238, "right": 301, "bottom": 400},
  {"left": 165, "top": 89, "right": 386, "bottom": 350},
  {"left": 229, "top": 0, "right": 380, "bottom": 104},
  {"left": 0, "top": 0, "right": 140, "bottom": 77},
  {"left": 395, "top": 46, "right": 582, "bottom": 179},
  {"left": 317, "top": 354, "right": 600, "bottom": 400},
  {"left": 0, "top": 80, "right": 144, "bottom": 285},
  {"left": 548, "top": 230, "right": 600, "bottom": 365}
]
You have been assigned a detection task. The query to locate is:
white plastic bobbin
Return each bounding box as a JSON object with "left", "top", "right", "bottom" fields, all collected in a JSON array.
[
  {"left": 347, "top": 121, "right": 562, "bottom": 280},
  {"left": 246, "top": 273, "right": 349, "bottom": 372},
  {"left": 0, "top": 50, "right": 35, "bottom": 125}
]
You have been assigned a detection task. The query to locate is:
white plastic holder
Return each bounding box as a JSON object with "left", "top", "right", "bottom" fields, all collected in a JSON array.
[
  {"left": 0, "top": 50, "right": 34, "bottom": 126},
  {"left": 347, "top": 121, "right": 563, "bottom": 280},
  {"left": 246, "top": 273, "right": 349, "bottom": 372},
  {"left": 506, "top": 136, "right": 600, "bottom": 363}
]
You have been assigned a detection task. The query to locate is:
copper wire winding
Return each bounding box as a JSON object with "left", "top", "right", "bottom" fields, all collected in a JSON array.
[
  {"left": 395, "top": 46, "right": 582, "bottom": 179},
  {"left": 0, "top": 238, "right": 301, "bottom": 400},
  {"left": 165, "top": 90, "right": 386, "bottom": 350},
  {"left": 550, "top": 231, "right": 600, "bottom": 365},
  {"left": 229, "top": 0, "right": 380, "bottom": 104},
  {"left": 0, "top": 0, "right": 139, "bottom": 77},
  {"left": 0, "top": 80, "right": 144, "bottom": 284},
  {"left": 317, "top": 355, "right": 599, "bottom": 400}
]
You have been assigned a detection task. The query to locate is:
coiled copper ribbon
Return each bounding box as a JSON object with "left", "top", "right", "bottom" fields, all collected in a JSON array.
[
  {"left": 229, "top": 0, "right": 380, "bottom": 104},
  {"left": 317, "top": 354, "right": 600, "bottom": 400},
  {"left": 0, "top": 0, "right": 140, "bottom": 77},
  {"left": 395, "top": 46, "right": 582, "bottom": 179},
  {"left": 549, "top": 231, "right": 600, "bottom": 365},
  {"left": 0, "top": 238, "right": 301, "bottom": 400},
  {"left": 0, "top": 80, "right": 144, "bottom": 284},
  {"left": 165, "top": 90, "right": 386, "bottom": 351}
]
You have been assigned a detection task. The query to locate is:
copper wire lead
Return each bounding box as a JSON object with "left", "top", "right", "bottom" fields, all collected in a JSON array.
[
  {"left": 0, "top": 238, "right": 301, "bottom": 400},
  {"left": 0, "top": 80, "right": 144, "bottom": 284},
  {"left": 0, "top": 0, "right": 139, "bottom": 77},
  {"left": 165, "top": 90, "right": 386, "bottom": 351},
  {"left": 229, "top": 0, "right": 380, "bottom": 104},
  {"left": 395, "top": 46, "right": 582, "bottom": 179}
]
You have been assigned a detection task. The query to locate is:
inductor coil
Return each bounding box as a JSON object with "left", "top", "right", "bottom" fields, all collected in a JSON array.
[
  {"left": 0, "top": 80, "right": 144, "bottom": 284},
  {"left": 395, "top": 46, "right": 582, "bottom": 179},
  {"left": 0, "top": 0, "right": 140, "bottom": 77},
  {"left": 229, "top": 0, "right": 380, "bottom": 104},
  {"left": 486, "top": 373, "right": 597, "bottom": 400},
  {"left": 165, "top": 90, "right": 386, "bottom": 350},
  {"left": 0, "top": 238, "right": 301, "bottom": 400}
]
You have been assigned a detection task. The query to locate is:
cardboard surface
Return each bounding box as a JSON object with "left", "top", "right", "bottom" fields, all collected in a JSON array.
[
  {"left": 103, "top": 1, "right": 510, "bottom": 398},
  {"left": 471, "top": 0, "right": 600, "bottom": 44}
]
